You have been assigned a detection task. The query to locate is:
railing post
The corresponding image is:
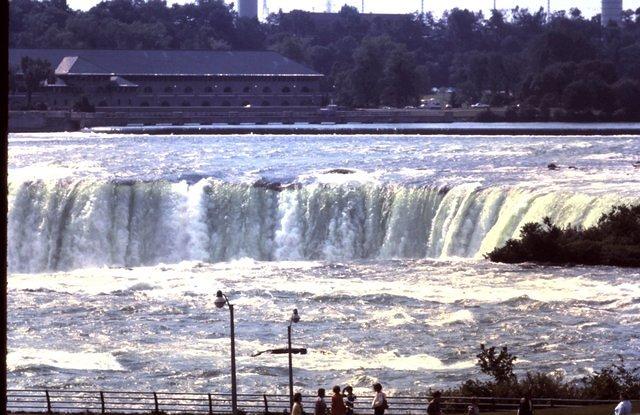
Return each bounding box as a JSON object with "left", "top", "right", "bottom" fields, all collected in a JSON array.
[
  {"left": 263, "top": 394, "right": 269, "bottom": 415},
  {"left": 100, "top": 391, "right": 106, "bottom": 413},
  {"left": 45, "top": 390, "right": 52, "bottom": 414},
  {"left": 208, "top": 393, "right": 213, "bottom": 415},
  {"left": 153, "top": 392, "right": 159, "bottom": 414}
]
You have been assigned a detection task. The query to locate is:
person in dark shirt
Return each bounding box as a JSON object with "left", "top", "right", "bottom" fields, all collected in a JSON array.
[
  {"left": 315, "top": 388, "right": 328, "bottom": 415},
  {"left": 517, "top": 395, "right": 534, "bottom": 415},
  {"left": 426, "top": 391, "right": 443, "bottom": 415},
  {"left": 343, "top": 385, "right": 356, "bottom": 415},
  {"left": 331, "top": 386, "right": 347, "bottom": 415}
]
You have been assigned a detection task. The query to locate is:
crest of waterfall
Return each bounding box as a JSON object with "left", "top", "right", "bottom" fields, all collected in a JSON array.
[{"left": 8, "top": 178, "right": 637, "bottom": 272}]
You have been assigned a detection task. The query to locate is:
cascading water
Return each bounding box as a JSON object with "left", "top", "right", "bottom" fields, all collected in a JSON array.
[
  {"left": 8, "top": 178, "right": 635, "bottom": 272},
  {"left": 8, "top": 132, "right": 640, "bottom": 395}
]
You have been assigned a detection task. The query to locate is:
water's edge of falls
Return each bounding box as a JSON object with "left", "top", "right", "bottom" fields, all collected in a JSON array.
[{"left": 8, "top": 179, "right": 633, "bottom": 272}]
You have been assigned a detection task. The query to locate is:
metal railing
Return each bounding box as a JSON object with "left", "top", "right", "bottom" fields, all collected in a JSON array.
[{"left": 6, "top": 389, "right": 619, "bottom": 414}]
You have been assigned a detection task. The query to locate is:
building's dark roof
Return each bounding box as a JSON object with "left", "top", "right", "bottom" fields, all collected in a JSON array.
[{"left": 9, "top": 49, "right": 322, "bottom": 77}]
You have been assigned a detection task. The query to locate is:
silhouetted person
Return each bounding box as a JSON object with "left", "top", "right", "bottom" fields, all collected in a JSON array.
[
  {"left": 292, "top": 393, "right": 303, "bottom": 415},
  {"left": 426, "top": 391, "right": 443, "bottom": 415},
  {"left": 614, "top": 393, "right": 632, "bottom": 415},
  {"left": 343, "top": 385, "right": 356, "bottom": 415},
  {"left": 332, "top": 386, "right": 347, "bottom": 415},
  {"left": 315, "top": 388, "right": 328, "bottom": 415},
  {"left": 517, "top": 396, "right": 533, "bottom": 415},
  {"left": 371, "top": 383, "right": 387, "bottom": 415},
  {"left": 467, "top": 397, "right": 480, "bottom": 415}
]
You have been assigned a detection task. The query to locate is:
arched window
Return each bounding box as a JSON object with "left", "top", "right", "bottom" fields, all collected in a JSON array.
[
  {"left": 98, "top": 100, "right": 108, "bottom": 107},
  {"left": 161, "top": 101, "right": 170, "bottom": 107},
  {"left": 140, "top": 101, "right": 149, "bottom": 107},
  {"left": 263, "top": 86, "right": 272, "bottom": 93},
  {"left": 301, "top": 86, "right": 311, "bottom": 93},
  {"left": 117, "top": 99, "right": 121, "bottom": 106},
  {"left": 204, "top": 86, "right": 213, "bottom": 93},
  {"left": 201, "top": 101, "right": 210, "bottom": 106},
  {"left": 223, "top": 86, "right": 233, "bottom": 93},
  {"left": 181, "top": 101, "right": 191, "bottom": 107},
  {"left": 184, "top": 86, "right": 193, "bottom": 93},
  {"left": 282, "top": 86, "right": 291, "bottom": 93},
  {"left": 243, "top": 86, "right": 251, "bottom": 93},
  {"left": 241, "top": 101, "right": 251, "bottom": 107},
  {"left": 164, "top": 85, "right": 173, "bottom": 93},
  {"left": 143, "top": 86, "right": 153, "bottom": 93},
  {"left": 281, "top": 100, "right": 290, "bottom": 106},
  {"left": 261, "top": 101, "right": 270, "bottom": 106},
  {"left": 221, "top": 100, "right": 231, "bottom": 106}
]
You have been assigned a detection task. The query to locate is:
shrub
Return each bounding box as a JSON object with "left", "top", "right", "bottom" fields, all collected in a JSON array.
[{"left": 486, "top": 204, "right": 640, "bottom": 267}]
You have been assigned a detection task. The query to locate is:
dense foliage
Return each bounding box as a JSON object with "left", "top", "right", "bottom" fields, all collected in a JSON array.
[
  {"left": 445, "top": 345, "right": 640, "bottom": 400},
  {"left": 9, "top": 0, "right": 640, "bottom": 116},
  {"left": 486, "top": 205, "right": 640, "bottom": 267}
]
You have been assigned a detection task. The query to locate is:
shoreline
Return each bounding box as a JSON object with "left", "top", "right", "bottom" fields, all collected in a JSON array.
[{"left": 88, "top": 123, "right": 640, "bottom": 136}]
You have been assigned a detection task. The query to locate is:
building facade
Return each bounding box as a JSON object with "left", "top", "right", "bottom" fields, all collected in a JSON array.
[
  {"left": 9, "top": 49, "right": 324, "bottom": 111},
  {"left": 602, "top": 0, "right": 623, "bottom": 26}
]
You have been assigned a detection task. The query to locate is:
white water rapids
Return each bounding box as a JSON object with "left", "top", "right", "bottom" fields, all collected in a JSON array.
[{"left": 7, "top": 130, "right": 640, "bottom": 395}]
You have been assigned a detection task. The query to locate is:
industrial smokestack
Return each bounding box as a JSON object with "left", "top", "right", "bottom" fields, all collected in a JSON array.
[
  {"left": 238, "top": 0, "right": 258, "bottom": 18},
  {"left": 601, "top": 0, "right": 623, "bottom": 26}
]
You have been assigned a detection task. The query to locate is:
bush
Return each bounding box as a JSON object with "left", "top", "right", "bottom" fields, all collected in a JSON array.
[
  {"left": 474, "top": 109, "right": 503, "bottom": 122},
  {"left": 444, "top": 347, "right": 639, "bottom": 400},
  {"left": 73, "top": 96, "right": 95, "bottom": 112},
  {"left": 581, "top": 357, "right": 640, "bottom": 399},
  {"left": 486, "top": 204, "right": 640, "bottom": 267}
]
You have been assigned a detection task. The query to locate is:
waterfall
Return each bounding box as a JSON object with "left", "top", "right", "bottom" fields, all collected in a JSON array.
[{"left": 7, "top": 178, "right": 636, "bottom": 272}]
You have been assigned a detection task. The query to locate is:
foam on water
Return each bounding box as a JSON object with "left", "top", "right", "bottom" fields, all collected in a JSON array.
[
  {"left": 7, "top": 349, "right": 125, "bottom": 371},
  {"left": 7, "top": 132, "right": 640, "bottom": 394}
]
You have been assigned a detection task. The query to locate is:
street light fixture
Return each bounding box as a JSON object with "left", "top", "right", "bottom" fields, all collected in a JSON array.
[
  {"left": 288, "top": 308, "right": 300, "bottom": 409},
  {"left": 215, "top": 290, "right": 238, "bottom": 415}
]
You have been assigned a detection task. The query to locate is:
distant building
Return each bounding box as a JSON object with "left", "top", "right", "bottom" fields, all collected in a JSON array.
[
  {"left": 8, "top": 49, "right": 323, "bottom": 111},
  {"left": 282, "top": 11, "right": 413, "bottom": 29},
  {"left": 238, "top": 0, "right": 258, "bottom": 19},
  {"left": 602, "top": 0, "right": 623, "bottom": 26}
]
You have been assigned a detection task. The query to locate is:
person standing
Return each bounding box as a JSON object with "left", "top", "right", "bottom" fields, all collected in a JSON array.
[
  {"left": 316, "top": 388, "right": 328, "bottom": 415},
  {"left": 614, "top": 393, "right": 632, "bottom": 415},
  {"left": 517, "top": 396, "right": 533, "bottom": 415},
  {"left": 292, "top": 393, "right": 304, "bottom": 415},
  {"left": 426, "top": 391, "right": 443, "bottom": 415},
  {"left": 332, "top": 386, "right": 347, "bottom": 415},
  {"left": 467, "top": 397, "right": 480, "bottom": 415},
  {"left": 343, "top": 385, "right": 356, "bottom": 415},
  {"left": 371, "top": 383, "right": 387, "bottom": 415}
]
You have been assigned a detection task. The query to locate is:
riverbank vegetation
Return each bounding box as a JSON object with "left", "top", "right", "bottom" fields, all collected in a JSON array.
[
  {"left": 8, "top": 0, "right": 640, "bottom": 119},
  {"left": 445, "top": 345, "right": 640, "bottom": 400},
  {"left": 486, "top": 205, "right": 640, "bottom": 267}
]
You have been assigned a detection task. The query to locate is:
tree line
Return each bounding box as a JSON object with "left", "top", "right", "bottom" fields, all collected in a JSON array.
[{"left": 9, "top": 0, "right": 640, "bottom": 119}]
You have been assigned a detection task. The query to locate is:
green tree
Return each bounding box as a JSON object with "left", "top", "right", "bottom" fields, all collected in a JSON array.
[
  {"left": 20, "top": 56, "right": 54, "bottom": 109},
  {"left": 380, "top": 46, "right": 421, "bottom": 107},
  {"left": 476, "top": 344, "right": 518, "bottom": 384}
]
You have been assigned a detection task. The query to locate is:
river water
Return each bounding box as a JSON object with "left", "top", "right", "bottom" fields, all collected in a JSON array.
[{"left": 7, "top": 131, "right": 640, "bottom": 396}]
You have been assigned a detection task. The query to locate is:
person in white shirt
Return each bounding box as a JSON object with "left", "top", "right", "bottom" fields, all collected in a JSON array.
[
  {"left": 614, "top": 393, "right": 632, "bottom": 415},
  {"left": 371, "top": 383, "right": 387, "bottom": 415},
  {"left": 292, "top": 393, "right": 303, "bottom": 415}
]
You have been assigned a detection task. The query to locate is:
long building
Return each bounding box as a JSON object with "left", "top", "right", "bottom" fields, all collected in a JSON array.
[{"left": 8, "top": 49, "right": 324, "bottom": 111}]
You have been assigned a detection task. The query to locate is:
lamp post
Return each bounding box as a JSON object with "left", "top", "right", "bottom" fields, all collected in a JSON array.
[
  {"left": 214, "top": 290, "right": 238, "bottom": 415},
  {"left": 288, "top": 308, "right": 300, "bottom": 409}
]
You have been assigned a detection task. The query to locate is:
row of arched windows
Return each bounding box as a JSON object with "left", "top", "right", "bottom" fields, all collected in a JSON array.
[
  {"left": 138, "top": 85, "right": 313, "bottom": 94},
  {"left": 97, "top": 100, "right": 314, "bottom": 107}
]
